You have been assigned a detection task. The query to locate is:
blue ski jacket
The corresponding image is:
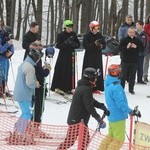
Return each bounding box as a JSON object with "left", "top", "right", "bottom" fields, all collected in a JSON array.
[
  {"left": 13, "top": 56, "right": 36, "bottom": 102},
  {"left": 104, "top": 75, "right": 132, "bottom": 122}
]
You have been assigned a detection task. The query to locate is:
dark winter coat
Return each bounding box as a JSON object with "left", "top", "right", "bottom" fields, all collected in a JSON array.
[
  {"left": 67, "top": 77, "right": 105, "bottom": 125},
  {"left": 135, "top": 30, "right": 149, "bottom": 56},
  {"left": 22, "top": 30, "right": 41, "bottom": 60},
  {"left": 119, "top": 36, "right": 144, "bottom": 63},
  {"left": 82, "top": 31, "right": 106, "bottom": 91},
  {"left": 51, "top": 31, "right": 80, "bottom": 92}
]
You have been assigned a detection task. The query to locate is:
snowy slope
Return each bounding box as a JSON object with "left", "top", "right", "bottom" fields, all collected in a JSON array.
[{"left": 2, "top": 40, "right": 150, "bottom": 142}]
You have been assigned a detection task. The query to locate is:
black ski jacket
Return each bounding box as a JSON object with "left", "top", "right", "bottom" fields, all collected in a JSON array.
[{"left": 67, "top": 77, "right": 105, "bottom": 125}]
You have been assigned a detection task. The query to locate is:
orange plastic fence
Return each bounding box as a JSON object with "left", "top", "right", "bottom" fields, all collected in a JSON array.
[{"left": 0, "top": 111, "right": 150, "bottom": 150}]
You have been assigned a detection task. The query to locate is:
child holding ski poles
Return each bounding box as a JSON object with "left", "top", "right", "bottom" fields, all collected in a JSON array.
[
  {"left": 57, "top": 67, "right": 110, "bottom": 150},
  {"left": 99, "top": 64, "right": 141, "bottom": 150}
]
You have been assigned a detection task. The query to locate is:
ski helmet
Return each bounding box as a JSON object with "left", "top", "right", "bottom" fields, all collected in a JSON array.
[
  {"left": 45, "top": 46, "right": 55, "bottom": 58},
  {"left": 64, "top": 20, "right": 74, "bottom": 28},
  {"left": 108, "top": 64, "right": 121, "bottom": 77},
  {"left": 89, "top": 21, "right": 100, "bottom": 29},
  {"left": 1, "top": 25, "right": 14, "bottom": 39},
  {"left": 83, "top": 67, "right": 101, "bottom": 81},
  {"left": 28, "top": 48, "right": 44, "bottom": 62}
]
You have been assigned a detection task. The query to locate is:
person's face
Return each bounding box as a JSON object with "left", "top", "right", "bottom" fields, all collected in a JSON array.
[
  {"left": 32, "top": 25, "right": 39, "bottom": 33},
  {"left": 128, "top": 28, "right": 135, "bottom": 38},
  {"left": 136, "top": 23, "right": 143, "bottom": 31},
  {"left": 65, "top": 27, "right": 73, "bottom": 33},
  {"left": 91, "top": 26, "right": 100, "bottom": 34},
  {"left": 125, "top": 17, "right": 133, "bottom": 25}
]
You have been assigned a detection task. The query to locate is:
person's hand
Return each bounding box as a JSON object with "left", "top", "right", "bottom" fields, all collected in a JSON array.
[
  {"left": 7, "top": 40, "right": 13, "bottom": 45},
  {"left": 95, "top": 39, "right": 103, "bottom": 48},
  {"left": 101, "top": 105, "right": 110, "bottom": 116},
  {"left": 97, "top": 117, "right": 106, "bottom": 129},
  {"left": 44, "top": 62, "right": 51, "bottom": 71},
  {"left": 130, "top": 106, "right": 141, "bottom": 118},
  {"left": 5, "top": 50, "right": 13, "bottom": 58},
  {"left": 131, "top": 43, "right": 137, "bottom": 48},
  {"left": 127, "top": 42, "right": 132, "bottom": 49},
  {"left": 36, "top": 81, "right": 41, "bottom": 88}
]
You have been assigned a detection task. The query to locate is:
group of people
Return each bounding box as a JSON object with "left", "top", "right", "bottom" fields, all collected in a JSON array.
[{"left": 0, "top": 13, "right": 149, "bottom": 148}]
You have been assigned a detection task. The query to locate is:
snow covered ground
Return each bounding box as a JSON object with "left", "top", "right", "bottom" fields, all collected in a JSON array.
[{"left": 2, "top": 40, "right": 150, "bottom": 143}]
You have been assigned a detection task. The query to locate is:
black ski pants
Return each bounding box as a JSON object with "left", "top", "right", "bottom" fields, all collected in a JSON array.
[
  {"left": 120, "top": 62, "right": 138, "bottom": 91},
  {"left": 31, "top": 86, "right": 44, "bottom": 123}
]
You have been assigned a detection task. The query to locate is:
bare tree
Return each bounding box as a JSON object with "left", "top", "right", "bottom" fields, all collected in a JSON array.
[
  {"left": 140, "top": 0, "right": 144, "bottom": 21},
  {"left": 15, "top": 0, "right": 22, "bottom": 40},
  {"left": 64, "top": 0, "right": 69, "bottom": 19},
  {"left": 145, "top": 0, "right": 150, "bottom": 17},
  {"left": 107, "top": 0, "right": 117, "bottom": 36},
  {"left": 103, "top": 0, "right": 108, "bottom": 35},
  {"left": 0, "top": 0, "right": 4, "bottom": 22},
  {"left": 71, "top": 0, "right": 81, "bottom": 33},
  {"left": 134, "top": 0, "right": 139, "bottom": 21},
  {"left": 98, "top": 0, "right": 103, "bottom": 33},
  {"left": 80, "top": 0, "right": 92, "bottom": 33}
]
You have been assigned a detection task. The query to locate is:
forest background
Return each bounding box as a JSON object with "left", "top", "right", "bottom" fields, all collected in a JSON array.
[{"left": 0, "top": 0, "right": 150, "bottom": 45}]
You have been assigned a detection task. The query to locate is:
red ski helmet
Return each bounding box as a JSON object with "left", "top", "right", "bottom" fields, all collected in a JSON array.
[
  {"left": 108, "top": 64, "right": 121, "bottom": 77},
  {"left": 89, "top": 21, "right": 100, "bottom": 30}
]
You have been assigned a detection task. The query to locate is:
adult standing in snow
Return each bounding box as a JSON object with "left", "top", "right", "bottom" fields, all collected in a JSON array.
[
  {"left": 99, "top": 64, "right": 141, "bottom": 150},
  {"left": 30, "top": 43, "right": 51, "bottom": 138},
  {"left": 143, "top": 14, "right": 150, "bottom": 82},
  {"left": 9, "top": 44, "right": 43, "bottom": 144},
  {"left": 51, "top": 20, "right": 80, "bottom": 94},
  {"left": 119, "top": 27, "right": 143, "bottom": 94},
  {"left": 82, "top": 21, "right": 106, "bottom": 94},
  {"left": 0, "top": 25, "right": 14, "bottom": 97},
  {"left": 118, "top": 14, "right": 134, "bottom": 42},
  {"left": 135, "top": 20, "right": 149, "bottom": 84},
  {"left": 22, "top": 22, "right": 41, "bottom": 60},
  {"left": 57, "top": 67, "right": 110, "bottom": 150}
]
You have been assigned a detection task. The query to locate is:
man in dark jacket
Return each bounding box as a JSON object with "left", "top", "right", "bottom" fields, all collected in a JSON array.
[
  {"left": 51, "top": 20, "right": 80, "bottom": 94},
  {"left": 82, "top": 21, "right": 106, "bottom": 93},
  {"left": 22, "top": 22, "right": 41, "bottom": 60},
  {"left": 119, "top": 27, "right": 144, "bottom": 94},
  {"left": 57, "top": 67, "right": 110, "bottom": 150}
]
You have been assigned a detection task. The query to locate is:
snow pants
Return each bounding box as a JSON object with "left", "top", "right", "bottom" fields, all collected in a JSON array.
[
  {"left": 15, "top": 101, "right": 32, "bottom": 134},
  {"left": 98, "top": 120, "right": 125, "bottom": 150}
]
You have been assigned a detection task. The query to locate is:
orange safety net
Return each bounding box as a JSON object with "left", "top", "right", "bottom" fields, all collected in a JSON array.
[{"left": 0, "top": 111, "right": 150, "bottom": 150}]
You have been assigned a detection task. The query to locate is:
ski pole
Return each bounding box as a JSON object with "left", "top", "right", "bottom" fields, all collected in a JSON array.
[
  {"left": 10, "top": 58, "right": 15, "bottom": 85},
  {"left": 129, "top": 114, "right": 133, "bottom": 150},
  {"left": 75, "top": 50, "right": 78, "bottom": 87},
  {"left": 104, "top": 53, "right": 110, "bottom": 79}
]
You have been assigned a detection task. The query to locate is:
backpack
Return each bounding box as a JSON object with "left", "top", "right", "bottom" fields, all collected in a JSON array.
[{"left": 102, "top": 35, "right": 120, "bottom": 56}]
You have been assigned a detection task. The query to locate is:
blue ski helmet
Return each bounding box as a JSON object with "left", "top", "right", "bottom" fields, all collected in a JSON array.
[{"left": 45, "top": 46, "right": 55, "bottom": 58}]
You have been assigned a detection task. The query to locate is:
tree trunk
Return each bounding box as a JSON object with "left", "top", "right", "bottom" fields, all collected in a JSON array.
[
  {"left": 98, "top": 0, "right": 103, "bottom": 33},
  {"left": 64, "top": 0, "right": 69, "bottom": 19},
  {"left": 15, "top": 0, "right": 22, "bottom": 40},
  {"left": 140, "top": 0, "right": 144, "bottom": 22},
  {"left": 50, "top": 0, "right": 54, "bottom": 44},
  {"left": 145, "top": 0, "right": 150, "bottom": 17},
  {"left": 0, "top": 0, "right": 4, "bottom": 22},
  {"left": 103, "top": 0, "right": 108, "bottom": 35},
  {"left": 80, "top": 0, "right": 92, "bottom": 34},
  {"left": 134, "top": 0, "right": 139, "bottom": 21},
  {"left": 36, "top": 0, "right": 43, "bottom": 38}
]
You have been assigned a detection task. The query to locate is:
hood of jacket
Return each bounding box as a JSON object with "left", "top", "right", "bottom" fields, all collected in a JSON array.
[{"left": 105, "top": 75, "right": 120, "bottom": 87}]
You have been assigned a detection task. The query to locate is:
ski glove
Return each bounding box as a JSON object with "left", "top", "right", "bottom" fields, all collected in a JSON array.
[
  {"left": 64, "top": 36, "right": 75, "bottom": 45},
  {"left": 130, "top": 107, "right": 141, "bottom": 118},
  {"left": 96, "top": 117, "right": 106, "bottom": 129},
  {"left": 101, "top": 105, "right": 110, "bottom": 116}
]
